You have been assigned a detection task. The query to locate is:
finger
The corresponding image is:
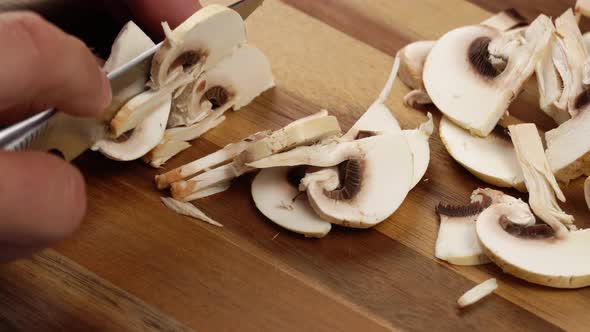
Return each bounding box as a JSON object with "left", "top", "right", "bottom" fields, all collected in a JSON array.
[
  {"left": 0, "top": 151, "right": 87, "bottom": 250},
  {"left": 123, "top": 0, "right": 202, "bottom": 40},
  {"left": 0, "top": 12, "right": 111, "bottom": 125}
]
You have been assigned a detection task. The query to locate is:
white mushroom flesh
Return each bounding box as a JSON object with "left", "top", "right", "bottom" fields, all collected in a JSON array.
[
  {"left": 161, "top": 197, "right": 223, "bottom": 227},
  {"left": 457, "top": 278, "right": 498, "bottom": 308},
  {"left": 403, "top": 113, "right": 434, "bottom": 188}
]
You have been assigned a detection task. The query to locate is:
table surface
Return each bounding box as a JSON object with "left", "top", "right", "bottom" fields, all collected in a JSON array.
[{"left": 1, "top": 0, "right": 588, "bottom": 331}]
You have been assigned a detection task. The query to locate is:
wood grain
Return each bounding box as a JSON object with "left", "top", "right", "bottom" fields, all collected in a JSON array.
[{"left": 1, "top": 0, "right": 589, "bottom": 331}]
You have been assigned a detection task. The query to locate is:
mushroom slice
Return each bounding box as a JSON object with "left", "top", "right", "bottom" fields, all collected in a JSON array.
[
  {"left": 457, "top": 279, "right": 498, "bottom": 309},
  {"left": 143, "top": 140, "right": 191, "bottom": 168},
  {"left": 439, "top": 116, "right": 525, "bottom": 190},
  {"left": 536, "top": 35, "right": 569, "bottom": 124},
  {"left": 477, "top": 202, "right": 590, "bottom": 288},
  {"left": 585, "top": 176, "right": 590, "bottom": 212},
  {"left": 252, "top": 167, "right": 332, "bottom": 238},
  {"left": 155, "top": 130, "right": 271, "bottom": 189},
  {"left": 509, "top": 123, "right": 573, "bottom": 237},
  {"left": 171, "top": 112, "right": 342, "bottom": 201},
  {"left": 398, "top": 41, "right": 435, "bottom": 107},
  {"left": 103, "top": 21, "right": 156, "bottom": 73},
  {"left": 403, "top": 114, "right": 434, "bottom": 188},
  {"left": 161, "top": 197, "right": 223, "bottom": 227},
  {"left": 403, "top": 90, "right": 432, "bottom": 108},
  {"left": 575, "top": 0, "right": 590, "bottom": 23},
  {"left": 169, "top": 45, "right": 275, "bottom": 127},
  {"left": 481, "top": 8, "right": 527, "bottom": 31},
  {"left": 553, "top": 9, "right": 588, "bottom": 117},
  {"left": 583, "top": 32, "right": 590, "bottom": 55},
  {"left": 92, "top": 95, "right": 172, "bottom": 161},
  {"left": 150, "top": 4, "right": 246, "bottom": 88},
  {"left": 302, "top": 134, "right": 413, "bottom": 228},
  {"left": 435, "top": 188, "right": 533, "bottom": 266},
  {"left": 423, "top": 15, "right": 554, "bottom": 136},
  {"left": 545, "top": 99, "right": 590, "bottom": 183}
]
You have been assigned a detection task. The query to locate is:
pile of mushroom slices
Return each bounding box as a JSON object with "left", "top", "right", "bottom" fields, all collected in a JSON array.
[
  {"left": 93, "top": 4, "right": 274, "bottom": 168},
  {"left": 155, "top": 55, "right": 434, "bottom": 237},
  {"left": 399, "top": 4, "right": 590, "bottom": 289}
]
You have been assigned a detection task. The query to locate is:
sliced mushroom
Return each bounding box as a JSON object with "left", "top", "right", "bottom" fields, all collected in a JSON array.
[
  {"left": 398, "top": 41, "right": 435, "bottom": 107},
  {"left": 249, "top": 133, "right": 413, "bottom": 228},
  {"left": 457, "top": 278, "right": 498, "bottom": 309},
  {"left": 171, "top": 112, "right": 342, "bottom": 201},
  {"left": 150, "top": 4, "right": 246, "bottom": 88},
  {"left": 509, "top": 123, "right": 574, "bottom": 238},
  {"left": 552, "top": 9, "right": 588, "bottom": 117},
  {"left": 155, "top": 131, "right": 270, "bottom": 189},
  {"left": 161, "top": 197, "right": 223, "bottom": 227},
  {"left": 423, "top": 15, "right": 554, "bottom": 136},
  {"left": 92, "top": 95, "right": 173, "bottom": 161},
  {"left": 477, "top": 202, "right": 590, "bottom": 288},
  {"left": 545, "top": 101, "right": 590, "bottom": 183},
  {"left": 585, "top": 176, "right": 590, "bottom": 211},
  {"left": 143, "top": 140, "right": 191, "bottom": 168},
  {"left": 575, "top": 0, "right": 590, "bottom": 24},
  {"left": 435, "top": 188, "right": 533, "bottom": 266},
  {"left": 536, "top": 34, "right": 569, "bottom": 124},
  {"left": 583, "top": 32, "right": 590, "bottom": 55},
  {"left": 481, "top": 8, "right": 527, "bottom": 31},
  {"left": 251, "top": 167, "right": 332, "bottom": 238},
  {"left": 439, "top": 116, "right": 525, "bottom": 190},
  {"left": 169, "top": 45, "right": 274, "bottom": 127},
  {"left": 403, "top": 114, "right": 434, "bottom": 188},
  {"left": 103, "top": 21, "right": 156, "bottom": 73}
]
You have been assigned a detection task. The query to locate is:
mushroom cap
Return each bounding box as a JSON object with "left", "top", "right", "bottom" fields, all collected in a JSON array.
[
  {"left": 150, "top": 4, "right": 246, "bottom": 87},
  {"left": 398, "top": 41, "right": 435, "bottom": 90},
  {"left": 93, "top": 94, "right": 172, "bottom": 161},
  {"left": 477, "top": 203, "right": 590, "bottom": 288},
  {"left": 305, "top": 133, "right": 413, "bottom": 228},
  {"left": 439, "top": 116, "right": 525, "bottom": 190},
  {"left": 252, "top": 167, "right": 331, "bottom": 238}
]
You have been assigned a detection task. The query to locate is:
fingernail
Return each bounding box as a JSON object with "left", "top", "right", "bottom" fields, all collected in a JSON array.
[{"left": 99, "top": 68, "right": 112, "bottom": 113}]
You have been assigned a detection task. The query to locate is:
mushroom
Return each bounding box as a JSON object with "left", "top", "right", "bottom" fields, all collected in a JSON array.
[
  {"left": 251, "top": 167, "right": 332, "bottom": 238},
  {"left": 170, "top": 111, "right": 342, "bottom": 201},
  {"left": 92, "top": 95, "right": 173, "bottom": 161},
  {"left": 143, "top": 108, "right": 227, "bottom": 168},
  {"left": 248, "top": 133, "right": 414, "bottom": 228},
  {"left": 403, "top": 114, "right": 434, "bottom": 188},
  {"left": 583, "top": 32, "right": 590, "bottom": 55},
  {"left": 398, "top": 41, "right": 435, "bottom": 107},
  {"left": 476, "top": 202, "right": 590, "bottom": 288},
  {"left": 103, "top": 21, "right": 156, "bottom": 73},
  {"left": 423, "top": 15, "right": 554, "bottom": 136},
  {"left": 160, "top": 197, "right": 223, "bottom": 227},
  {"left": 150, "top": 4, "right": 246, "bottom": 88},
  {"left": 575, "top": 0, "right": 590, "bottom": 23},
  {"left": 481, "top": 8, "right": 527, "bottom": 31},
  {"left": 168, "top": 45, "right": 275, "bottom": 127},
  {"left": 545, "top": 100, "right": 590, "bottom": 183},
  {"left": 552, "top": 9, "right": 588, "bottom": 117},
  {"left": 509, "top": 123, "right": 574, "bottom": 238},
  {"left": 457, "top": 279, "right": 498, "bottom": 309},
  {"left": 435, "top": 188, "right": 533, "bottom": 266},
  {"left": 439, "top": 116, "right": 525, "bottom": 190},
  {"left": 536, "top": 33, "right": 569, "bottom": 124}
]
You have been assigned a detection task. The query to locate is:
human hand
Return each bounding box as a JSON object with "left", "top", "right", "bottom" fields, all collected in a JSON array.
[{"left": 0, "top": 12, "right": 112, "bottom": 261}]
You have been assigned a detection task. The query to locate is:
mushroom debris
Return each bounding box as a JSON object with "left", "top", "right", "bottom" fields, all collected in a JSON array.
[
  {"left": 457, "top": 278, "right": 498, "bottom": 309},
  {"left": 154, "top": 53, "right": 433, "bottom": 235}
]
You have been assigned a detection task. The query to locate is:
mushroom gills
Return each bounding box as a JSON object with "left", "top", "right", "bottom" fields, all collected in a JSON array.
[
  {"left": 251, "top": 167, "right": 332, "bottom": 238},
  {"left": 509, "top": 123, "right": 573, "bottom": 237},
  {"left": 439, "top": 116, "right": 525, "bottom": 191},
  {"left": 150, "top": 4, "right": 247, "bottom": 88},
  {"left": 477, "top": 202, "right": 590, "bottom": 288},
  {"left": 423, "top": 15, "right": 554, "bottom": 136},
  {"left": 169, "top": 45, "right": 274, "bottom": 127}
]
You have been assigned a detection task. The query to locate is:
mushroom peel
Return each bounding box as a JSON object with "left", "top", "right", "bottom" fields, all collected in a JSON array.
[
  {"left": 545, "top": 101, "right": 590, "bottom": 183},
  {"left": 249, "top": 133, "right": 414, "bottom": 228},
  {"left": 171, "top": 112, "right": 342, "bottom": 201},
  {"left": 439, "top": 116, "right": 525, "bottom": 191},
  {"left": 476, "top": 202, "right": 590, "bottom": 288},
  {"left": 435, "top": 188, "right": 533, "bottom": 266},
  {"left": 169, "top": 45, "right": 274, "bottom": 127},
  {"left": 552, "top": 9, "right": 588, "bottom": 117},
  {"left": 92, "top": 95, "right": 173, "bottom": 161},
  {"left": 150, "top": 4, "right": 246, "bottom": 88},
  {"left": 251, "top": 167, "right": 332, "bottom": 238},
  {"left": 509, "top": 123, "right": 574, "bottom": 238},
  {"left": 423, "top": 15, "right": 554, "bottom": 137}
]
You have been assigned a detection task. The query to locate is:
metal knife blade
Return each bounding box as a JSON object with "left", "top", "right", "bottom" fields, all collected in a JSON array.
[{"left": 27, "top": 0, "right": 264, "bottom": 161}]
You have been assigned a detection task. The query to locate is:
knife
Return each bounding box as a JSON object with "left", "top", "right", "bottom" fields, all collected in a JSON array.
[{"left": 0, "top": 0, "right": 264, "bottom": 161}]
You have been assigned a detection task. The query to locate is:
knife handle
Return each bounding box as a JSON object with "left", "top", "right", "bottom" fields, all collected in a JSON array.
[{"left": 0, "top": 109, "right": 56, "bottom": 151}]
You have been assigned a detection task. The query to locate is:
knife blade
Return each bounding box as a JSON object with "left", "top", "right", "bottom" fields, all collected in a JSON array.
[{"left": 14, "top": 0, "right": 264, "bottom": 161}]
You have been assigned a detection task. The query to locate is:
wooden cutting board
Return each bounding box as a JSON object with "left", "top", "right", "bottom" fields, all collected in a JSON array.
[{"left": 1, "top": 0, "right": 588, "bottom": 331}]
